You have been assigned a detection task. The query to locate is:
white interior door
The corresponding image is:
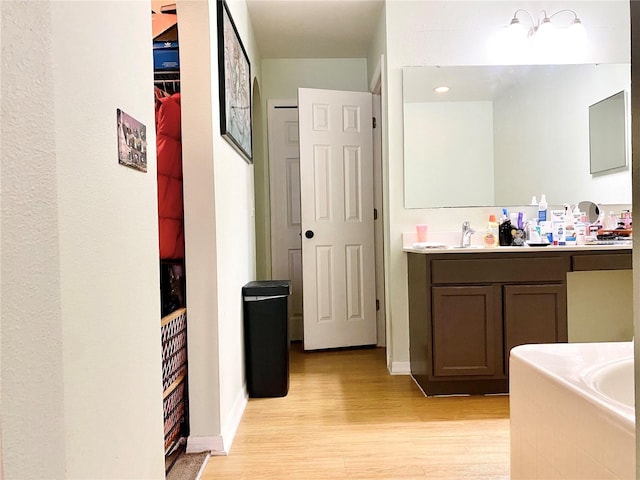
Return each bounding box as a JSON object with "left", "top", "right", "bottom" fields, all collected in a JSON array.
[
  {"left": 268, "top": 101, "right": 303, "bottom": 341},
  {"left": 298, "top": 88, "right": 376, "bottom": 351}
]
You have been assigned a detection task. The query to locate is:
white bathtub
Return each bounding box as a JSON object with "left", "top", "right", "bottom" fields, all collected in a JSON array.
[{"left": 510, "top": 341, "right": 635, "bottom": 480}]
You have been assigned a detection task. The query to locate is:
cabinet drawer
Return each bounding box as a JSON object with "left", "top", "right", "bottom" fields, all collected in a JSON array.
[
  {"left": 572, "top": 253, "right": 631, "bottom": 271},
  {"left": 431, "top": 257, "right": 570, "bottom": 284}
]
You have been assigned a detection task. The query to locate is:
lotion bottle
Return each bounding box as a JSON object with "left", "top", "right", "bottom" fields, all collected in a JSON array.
[{"left": 483, "top": 215, "right": 499, "bottom": 248}]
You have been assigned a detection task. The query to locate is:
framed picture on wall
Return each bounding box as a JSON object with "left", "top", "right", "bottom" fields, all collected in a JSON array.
[
  {"left": 217, "top": 0, "right": 253, "bottom": 163},
  {"left": 116, "top": 109, "right": 147, "bottom": 173}
]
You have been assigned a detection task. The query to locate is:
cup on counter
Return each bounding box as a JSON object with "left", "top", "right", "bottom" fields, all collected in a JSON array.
[{"left": 416, "top": 224, "right": 428, "bottom": 242}]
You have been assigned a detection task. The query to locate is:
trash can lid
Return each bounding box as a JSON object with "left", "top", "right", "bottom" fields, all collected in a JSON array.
[{"left": 242, "top": 280, "right": 291, "bottom": 297}]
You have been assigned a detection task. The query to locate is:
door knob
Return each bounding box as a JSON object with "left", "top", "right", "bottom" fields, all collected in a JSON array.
[{"left": 305, "top": 230, "right": 314, "bottom": 239}]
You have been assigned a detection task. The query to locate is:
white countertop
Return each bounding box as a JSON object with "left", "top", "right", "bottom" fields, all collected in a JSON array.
[{"left": 403, "top": 243, "right": 632, "bottom": 254}]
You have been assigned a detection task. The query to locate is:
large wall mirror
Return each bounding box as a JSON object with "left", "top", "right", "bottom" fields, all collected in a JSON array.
[{"left": 403, "top": 64, "right": 631, "bottom": 208}]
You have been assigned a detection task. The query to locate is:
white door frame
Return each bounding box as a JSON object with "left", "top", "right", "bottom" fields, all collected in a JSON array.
[{"left": 370, "top": 55, "right": 386, "bottom": 348}]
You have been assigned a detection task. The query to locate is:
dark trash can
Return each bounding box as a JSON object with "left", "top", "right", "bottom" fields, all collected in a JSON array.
[{"left": 242, "top": 280, "right": 291, "bottom": 398}]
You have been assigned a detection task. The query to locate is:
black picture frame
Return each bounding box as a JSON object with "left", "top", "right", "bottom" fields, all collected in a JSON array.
[{"left": 217, "top": 0, "right": 253, "bottom": 163}]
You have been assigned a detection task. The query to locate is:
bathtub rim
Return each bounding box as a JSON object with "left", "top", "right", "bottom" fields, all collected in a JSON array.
[
  {"left": 581, "top": 355, "right": 634, "bottom": 410},
  {"left": 510, "top": 341, "right": 635, "bottom": 434}
]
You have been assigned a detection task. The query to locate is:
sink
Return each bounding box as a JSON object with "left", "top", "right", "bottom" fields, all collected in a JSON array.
[{"left": 448, "top": 245, "right": 483, "bottom": 249}]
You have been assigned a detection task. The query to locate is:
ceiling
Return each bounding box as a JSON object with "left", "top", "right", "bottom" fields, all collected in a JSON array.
[{"left": 246, "top": 0, "right": 384, "bottom": 58}]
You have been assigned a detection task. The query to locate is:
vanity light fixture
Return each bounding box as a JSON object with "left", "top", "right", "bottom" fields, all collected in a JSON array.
[
  {"left": 433, "top": 86, "right": 450, "bottom": 94},
  {"left": 508, "top": 9, "right": 587, "bottom": 49}
]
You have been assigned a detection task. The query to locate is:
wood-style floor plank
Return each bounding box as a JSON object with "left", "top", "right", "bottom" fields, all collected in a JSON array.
[{"left": 201, "top": 344, "right": 510, "bottom": 479}]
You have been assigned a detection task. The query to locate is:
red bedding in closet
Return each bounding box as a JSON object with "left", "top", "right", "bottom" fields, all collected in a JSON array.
[{"left": 155, "top": 90, "right": 184, "bottom": 260}]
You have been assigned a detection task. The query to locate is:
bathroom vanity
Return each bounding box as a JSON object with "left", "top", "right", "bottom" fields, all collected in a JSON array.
[{"left": 406, "top": 245, "right": 632, "bottom": 395}]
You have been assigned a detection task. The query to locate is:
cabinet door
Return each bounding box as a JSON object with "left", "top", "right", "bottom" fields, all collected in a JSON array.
[
  {"left": 432, "top": 286, "right": 502, "bottom": 377},
  {"left": 504, "top": 284, "right": 567, "bottom": 366}
]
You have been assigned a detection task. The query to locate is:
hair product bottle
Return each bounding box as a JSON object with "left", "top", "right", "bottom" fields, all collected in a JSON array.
[
  {"left": 538, "top": 194, "right": 548, "bottom": 222},
  {"left": 499, "top": 208, "right": 513, "bottom": 246}
]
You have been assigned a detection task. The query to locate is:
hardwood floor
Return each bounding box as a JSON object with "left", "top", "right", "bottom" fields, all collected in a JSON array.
[{"left": 201, "top": 343, "right": 510, "bottom": 479}]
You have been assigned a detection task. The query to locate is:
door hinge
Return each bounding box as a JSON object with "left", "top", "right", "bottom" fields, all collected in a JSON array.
[
  {"left": 376, "top": 299, "right": 380, "bottom": 311},
  {"left": 372, "top": 117, "right": 377, "bottom": 128},
  {"left": 374, "top": 208, "right": 378, "bottom": 220}
]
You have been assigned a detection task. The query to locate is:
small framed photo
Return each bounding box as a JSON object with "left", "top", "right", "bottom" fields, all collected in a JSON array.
[{"left": 117, "top": 109, "right": 147, "bottom": 173}]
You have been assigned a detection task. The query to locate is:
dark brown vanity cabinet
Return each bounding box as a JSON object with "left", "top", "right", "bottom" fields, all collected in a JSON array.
[{"left": 407, "top": 249, "right": 631, "bottom": 395}]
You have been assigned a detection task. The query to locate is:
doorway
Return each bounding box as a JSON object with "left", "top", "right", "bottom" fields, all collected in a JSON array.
[
  {"left": 267, "top": 90, "right": 385, "bottom": 349},
  {"left": 152, "top": 2, "right": 189, "bottom": 472}
]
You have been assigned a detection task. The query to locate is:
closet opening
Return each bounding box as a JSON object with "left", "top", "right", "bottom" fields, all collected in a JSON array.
[{"left": 152, "top": 2, "right": 189, "bottom": 474}]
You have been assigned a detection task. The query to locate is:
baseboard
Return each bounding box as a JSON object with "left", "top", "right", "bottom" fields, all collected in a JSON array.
[
  {"left": 186, "top": 435, "right": 225, "bottom": 455},
  {"left": 389, "top": 361, "right": 411, "bottom": 375},
  {"left": 218, "top": 386, "right": 248, "bottom": 454},
  {"left": 186, "top": 386, "right": 248, "bottom": 456}
]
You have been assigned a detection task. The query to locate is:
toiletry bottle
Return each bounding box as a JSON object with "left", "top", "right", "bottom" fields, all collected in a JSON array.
[
  {"left": 563, "top": 205, "right": 574, "bottom": 226},
  {"left": 483, "top": 215, "right": 499, "bottom": 248},
  {"left": 562, "top": 205, "right": 575, "bottom": 244},
  {"left": 499, "top": 208, "right": 513, "bottom": 246},
  {"left": 575, "top": 223, "right": 587, "bottom": 245},
  {"left": 596, "top": 210, "right": 605, "bottom": 231},
  {"left": 572, "top": 205, "right": 582, "bottom": 224},
  {"left": 553, "top": 222, "right": 566, "bottom": 245},
  {"left": 540, "top": 221, "right": 553, "bottom": 244},
  {"left": 538, "top": 194, "right": 548, "bottom": 222},
  {"left": 527, "top": 219, "right": 540, "bottom": 243}
]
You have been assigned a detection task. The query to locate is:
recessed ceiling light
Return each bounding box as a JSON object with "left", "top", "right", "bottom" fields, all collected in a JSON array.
[{"left": 434, "top": 86, "right": 450, "bottom": 94}]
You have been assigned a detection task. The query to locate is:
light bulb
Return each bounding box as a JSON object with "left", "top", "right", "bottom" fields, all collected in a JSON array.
[
  {"left": 508, "top": 17, "right": 528, "bottom": 40},
  {"left": 536, "top": 16, "right": 553, "bottom": 39},
  {"left": 533, "top": 15, "right": 555, "bottom": 54},
  {"left": 568, "top": 18, "right": 588, "bottom": 49}
]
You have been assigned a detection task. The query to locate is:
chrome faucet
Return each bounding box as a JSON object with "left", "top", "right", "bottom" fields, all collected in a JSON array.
[{"left": 461, "top": 221, "right": 475, "bottom": 247}]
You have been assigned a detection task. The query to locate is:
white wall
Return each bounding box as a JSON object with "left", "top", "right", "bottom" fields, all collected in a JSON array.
[
  {"left": 215, "top": 0, "right": 257, "bottom": 444},
  {"left": 211, "top": 0, "right": 261, "bottom": 451},
  {"left": 261, "top": 58, "right": 369, "bottom": 101},
  {"left": 179, "top": 0, "right": 260, "bottom": 453},
  {"left": 177, "top": 0, "right": 223, "bottom": 449},
  {"left": 1, "top": 1, "right": 165, "bottom": 478},
  {"left": 383, "top": 1, "right": 631, "bottom": 367},
  {"left": 1, "top": 2, "right": 65, "bottom": 477}
]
